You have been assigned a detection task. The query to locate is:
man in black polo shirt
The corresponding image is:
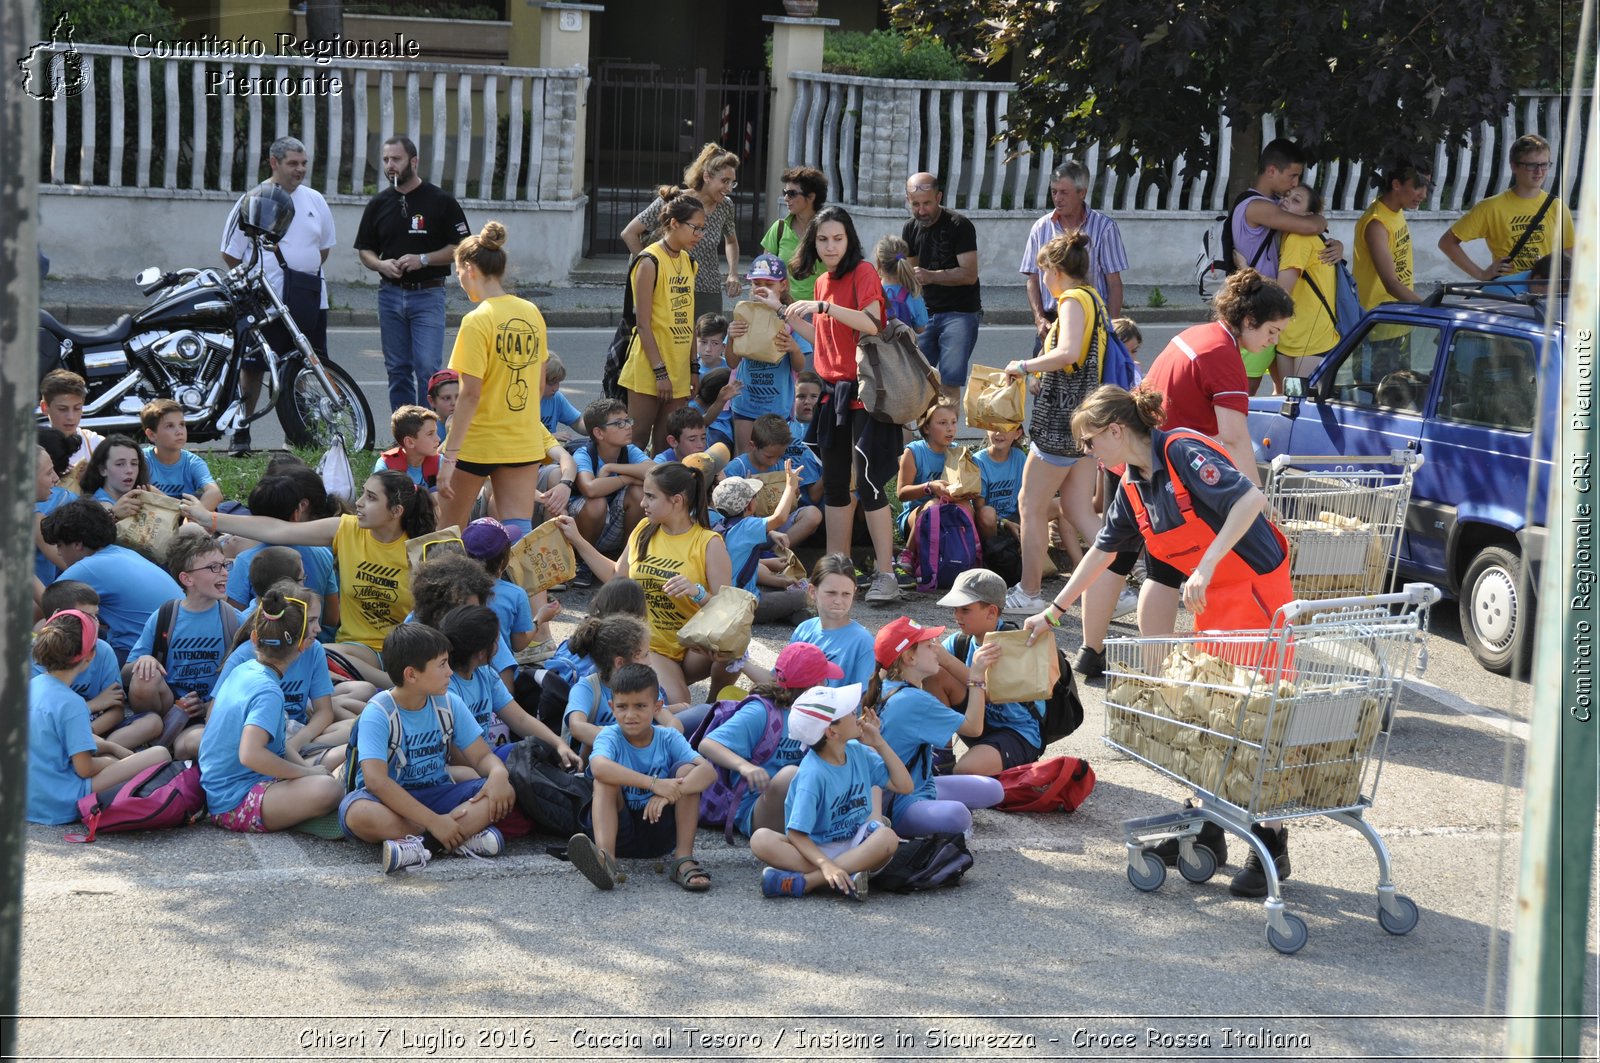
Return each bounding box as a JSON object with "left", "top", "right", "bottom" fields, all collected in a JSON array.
[
  {"left": 901, "top": 171, "right": 982, "bottom": 404},
  {"left": 355, "top": 135, "right": 470, "bottom": 412}
]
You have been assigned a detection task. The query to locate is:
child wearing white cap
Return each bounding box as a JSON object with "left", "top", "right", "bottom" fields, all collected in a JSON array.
[{"left": 749, "top": 683, "right": 911, "bottom": 899}]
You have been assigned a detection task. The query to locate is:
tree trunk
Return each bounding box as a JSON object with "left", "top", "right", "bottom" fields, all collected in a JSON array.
[
  {"left": 305, "top": 0, "right": 343, "bottom": 41},
  {"left": 1225, "top": 112, "right": 1262, "bottom": 206}
]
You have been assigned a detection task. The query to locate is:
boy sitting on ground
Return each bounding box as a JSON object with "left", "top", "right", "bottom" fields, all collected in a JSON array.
[
  {"left": 41, "top": 499, "right": 182, "bottom": 666},
  {"left": 374, "top": 405, "right": 443, "bottom": 490},
  {"left": 722, "top": 414, "right": 823, "bottom": 542},
  {"left": 540, "top": 354, "right": 586, "bottom": 443},
  {"left": 568, "top": 398, "right": 651, "bottom": 586},
  {"left": 140, "top": 399, "right": 223, "bottom": 509},
  {"left": 39, "top": 369, "right": 102, "bottom": 470},
  {"left": 426, "top": 369, "right": 459, "bottom": 448}
]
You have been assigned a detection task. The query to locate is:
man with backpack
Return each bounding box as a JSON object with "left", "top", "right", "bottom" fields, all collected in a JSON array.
[
  {"left": 902, "top": 172, "right": 982, "bottom": 405},
  {"left": 1228, "top": 139, "right": 1342, "bottom": 281}
]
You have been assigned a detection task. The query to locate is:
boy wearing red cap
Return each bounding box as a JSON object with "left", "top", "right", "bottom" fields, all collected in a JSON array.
[{"left": 426, "top": 369, "right": 459, "bottom": 447}]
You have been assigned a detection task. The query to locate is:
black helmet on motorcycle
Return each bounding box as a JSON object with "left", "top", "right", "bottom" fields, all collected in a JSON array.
[{"left": 237, "top": 181, "right": 295, "bottom": 241}]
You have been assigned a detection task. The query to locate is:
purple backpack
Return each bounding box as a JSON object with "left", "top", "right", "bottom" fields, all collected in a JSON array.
[
  {"left": 689, "top": 695, "right": 785, "bottom": 842},
  {"left": 913, "top": 501, "right": 982, "bottom": 592},
  {"left": 67, "top": 760, "right": 206, "bottom": 842}
]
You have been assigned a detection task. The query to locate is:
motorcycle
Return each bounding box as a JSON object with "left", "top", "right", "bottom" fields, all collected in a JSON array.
[{"left": 37, "top": 183, "right": 375, "bottom": 452}]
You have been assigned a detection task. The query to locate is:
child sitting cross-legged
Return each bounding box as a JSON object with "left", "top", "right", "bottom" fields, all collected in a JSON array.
[
  {"left": 374, "top": 405, "right": 443, "bottom": 490},
  {"left": 140, "top": 399, "right": 222, "bottom": 508},
  {"left": 339, "top": 623, "right": 516, "bottom": 874},
  {"left": 198, "top": 587, "right": 346, "bottom": 833},
  {"left": 27, "top": 608, "right": 172, "bottom": 825},
  {"left": 563, "top": 613, "right": 686, "bottom": 753},
  {"left": 896, "top": 398, "right": 971, "bottom": 567},
  {"left": 749, "top": 682, "right": 911, "bottom": 899},
  {"left": 566, "top": 662, "right": 717, "bottom": 892},
  {"left": 722, "top": 414, "right": 823, "bottom": 541}
]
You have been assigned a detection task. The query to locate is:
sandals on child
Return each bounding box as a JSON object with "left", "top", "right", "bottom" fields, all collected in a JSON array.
[
  {"left": 568, "top": 833, "right": 622, "bottom": 890},
  {"left": 669, "top": 856, "right": 712, "bottom": 892}
]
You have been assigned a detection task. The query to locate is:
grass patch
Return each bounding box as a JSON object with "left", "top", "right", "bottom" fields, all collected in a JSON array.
[{"left": 205, "top": 447, "right": 326, "bottom": 503}]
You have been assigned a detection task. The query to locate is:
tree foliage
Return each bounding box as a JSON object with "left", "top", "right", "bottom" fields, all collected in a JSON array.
[
  {"left": 887, "top": 0, "right": 1567, "bottom": 191},
  {"left": 41, "top": 0, "right": 180, "bottom": 45}
]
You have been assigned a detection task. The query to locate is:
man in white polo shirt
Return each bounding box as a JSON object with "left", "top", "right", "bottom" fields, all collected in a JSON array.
[{"left": 221, "top": 135, "right": 336, "bottom": 454}]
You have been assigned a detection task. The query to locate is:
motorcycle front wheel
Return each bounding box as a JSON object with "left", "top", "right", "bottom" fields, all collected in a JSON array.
[{"left": 276, "top": 360, "right": 376, "bottom": 451}]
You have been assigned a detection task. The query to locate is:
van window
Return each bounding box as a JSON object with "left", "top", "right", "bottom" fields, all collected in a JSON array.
[
  {"left": 1328, "top": 322, "right": 1441, "bottom": 411},
  {"left": 1437, "top": 330, "right": 1538, "bottom": 432}
]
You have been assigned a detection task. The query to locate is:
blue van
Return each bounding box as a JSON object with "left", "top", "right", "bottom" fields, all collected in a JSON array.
[{"left": 1247, "top": 290, "right": 1558, "bottom": 674}]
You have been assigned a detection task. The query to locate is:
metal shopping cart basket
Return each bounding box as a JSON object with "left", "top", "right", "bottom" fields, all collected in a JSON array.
[
  {"left": 1265, "top": 450, "right": 1422, "bottom": 601},
  {"left": 1102, "top": 583, "right": 1440, "bottom": 954}
]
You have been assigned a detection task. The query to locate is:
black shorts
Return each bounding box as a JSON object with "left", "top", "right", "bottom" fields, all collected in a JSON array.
[
  {"left": 453, "top": 456, "right": 538, "bottom": 477},
  {"left": 588, "top": 799, "right": 679, "bottom": 859},
  {"left": 1108, "top": 548, "right": 1183, "bottom": 588},
  {"left": 810, "top": 393, "right": 900, "bottom": 512},
  {"left": 968, "top": 726, "right": 1043, "bottom": 769}
]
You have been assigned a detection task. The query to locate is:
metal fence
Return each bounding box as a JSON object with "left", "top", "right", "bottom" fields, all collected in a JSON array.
[
  {"left": 789, "top": 71, "right": 1591, "bottom": 216},
  {"left": 38, "top": 43, "right": 585, "bottom": 202}
]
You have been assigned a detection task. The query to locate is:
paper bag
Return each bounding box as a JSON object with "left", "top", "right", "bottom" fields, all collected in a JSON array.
[
  {"left": 775, "top": 544, "right": 808, "bottom": 584},
  {"left": 945, "top": 446, "right": 984, "bottom": 499},
  {"left": 964, "top": 364, "right": 1025, "bottom": 431},
  {"left": 677, "top": 586, "right": 759, "bottom": 657},
  {"left": 506, "top": 519, "right": 577, "bottom": 595},
  {"left": 731, "top": 300, "right": 788, "bottom": 363},
  {"left": 115, "top": 491, "right": 183, "bottom": 564},
  {"left": 406, "top": 526, "right": 464, "bottom": 576},
  {"left": 318, "top": 435, "right": 356, "bottom": 505},
  {"left": 750, "top": 471, "right": 789, "bottom": 518},
  {"left": 981, "top": 628, "right": 1060, "bottom": 704}
]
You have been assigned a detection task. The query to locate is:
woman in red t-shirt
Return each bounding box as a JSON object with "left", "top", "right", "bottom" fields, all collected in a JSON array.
[{"left": 784, "top": 207, "right": 902, "bottom": 605}]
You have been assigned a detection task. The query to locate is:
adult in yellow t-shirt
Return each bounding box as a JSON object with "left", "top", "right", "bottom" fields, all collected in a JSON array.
[
  {"left": 1274, "top": 186, "right": 1341, "bottom": 381},
  {"left": 178, "top": 469, "right": 438, "bottom": 686},
  {"left": 437, "top": 221, "right": 577, "bottom": 537},
  {"left": 618, "top": 195, "right": 702, "bottom": 453},
  {"left": 1440, "top": 133, "right": 1574, "bottom": 279},
  {"left": 614, "top": 462, "right": 730, "bottom": 707}
]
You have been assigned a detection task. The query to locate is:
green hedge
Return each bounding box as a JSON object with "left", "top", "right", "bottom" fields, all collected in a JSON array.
[{"left": 823, "top": 29, "right": 971, "bottom": 81}]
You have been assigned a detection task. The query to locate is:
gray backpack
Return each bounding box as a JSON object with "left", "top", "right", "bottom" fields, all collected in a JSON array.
[{"left": 857, "top": 318, "right": 941, "bottom": 425}]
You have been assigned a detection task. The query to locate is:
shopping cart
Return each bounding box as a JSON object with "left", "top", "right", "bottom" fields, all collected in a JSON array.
[
  {"left": 1265, "top": 450, "right": 1423, "bottom": 601},
  {"left": 1102, "top": 583, "right": 1440, "bottom": 954}
]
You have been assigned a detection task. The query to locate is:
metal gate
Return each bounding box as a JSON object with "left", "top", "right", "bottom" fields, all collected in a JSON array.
[{"left": 585, "top": 61, "right": 771, "bottom": 257}]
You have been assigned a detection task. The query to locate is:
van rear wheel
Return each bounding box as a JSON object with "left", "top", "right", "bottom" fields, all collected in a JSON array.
[{"left": 1459, "top": 545, "right": 1533, "bottom": 675}]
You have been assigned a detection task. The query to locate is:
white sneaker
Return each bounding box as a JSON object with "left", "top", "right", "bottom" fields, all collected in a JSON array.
[
  {"left": 1112, "top": 586, "right": 1140, "bottom": 620},
  {"left": 454, "top": 825, "right": 505, "bottom": 860},
  {"left": 864, "top": 571, "right": 903, "bottom": 605},
  {"left": 382, "top": 834, "right": 432, "bottom": 874},
  {"left": 1003, "top": 585, "right": 1052, "bottom": 615}
]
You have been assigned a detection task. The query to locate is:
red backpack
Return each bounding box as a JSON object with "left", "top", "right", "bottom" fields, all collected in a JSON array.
[
  {"left": 995, "top": 756, "right": 1096, "bottom": 813},
  {"left": 67, "top": 760, "right": 206, "bottom": 842}
]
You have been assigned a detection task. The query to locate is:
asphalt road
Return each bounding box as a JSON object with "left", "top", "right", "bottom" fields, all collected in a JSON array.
[{"left": 21, "top": 322, "right": 1573, "bottom": 1061}]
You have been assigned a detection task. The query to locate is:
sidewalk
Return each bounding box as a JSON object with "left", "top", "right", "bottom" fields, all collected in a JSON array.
[{"left": 42, "top": 273, "right": 1213, "bottom": 329}]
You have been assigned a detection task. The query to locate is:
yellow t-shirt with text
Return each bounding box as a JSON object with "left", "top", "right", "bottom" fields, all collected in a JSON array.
[
  {"left": 619, "top": 241, "right": 698, "bottom": 400},
  {"left": 1449, "top": 188, "right": 1575, "bottom": 272},
  {"left": 626, "top": 519, "right": 720, "bottom": 661},
  {"left": 332, "top": 513, "right": 412, "bottom": 650},
  {"left": 1353, "top": 199, "right": 1412, "bottom": 310},
  {"left": 448, "top": 295, "right": 552, "bottom": 465},
  {"left": 1277, "top": 233, "right": 1341, "bottom": 358}
]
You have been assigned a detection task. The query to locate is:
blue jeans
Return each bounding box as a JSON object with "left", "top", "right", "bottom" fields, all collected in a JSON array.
[
  {"left": 921, "top": 310, "right": 982, "bottom": 386},
  {"left": 377, "top": 283, "right": 447, "bottom": 412}
]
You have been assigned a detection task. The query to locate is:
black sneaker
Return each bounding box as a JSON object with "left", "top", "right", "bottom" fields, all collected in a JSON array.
[
  {"left": 229, "top": 428, "right": 253, "bottom": 456},
  {"left": 1229, "top": 824, "right": 1291, "bottom": 898},
  {"left": 571, "top": 562, "right": 594, "bottom": 589},
  {"left": 1073, "top": 645, "right": 1106, "bottom": 679},
  {"left": 1153, "top": 809, "right": 1228, "bottom": 867}
]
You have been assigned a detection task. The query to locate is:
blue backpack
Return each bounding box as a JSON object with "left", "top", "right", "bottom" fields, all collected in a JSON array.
[
  {"left": 912, "top": 501, "right": 982, "bottom": 592},
  {"left": 1304, "top": 237, "right": 1364, "bottom": 340},
  {"left": 1087, "top": 288, "right": 1143, "bottom": 391},
  {"left": 688, "top": 694, "right": 786, "bottom": 842}
]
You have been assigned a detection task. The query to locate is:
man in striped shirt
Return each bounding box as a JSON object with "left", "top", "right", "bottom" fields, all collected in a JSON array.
[{"left": 1019, "top": 160, "right": 1129, "bottom": 353}]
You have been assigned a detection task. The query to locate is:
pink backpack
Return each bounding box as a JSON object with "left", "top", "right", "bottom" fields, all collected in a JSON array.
[{"left": 67, "top": 760, "right": 206, "bottom": 842}]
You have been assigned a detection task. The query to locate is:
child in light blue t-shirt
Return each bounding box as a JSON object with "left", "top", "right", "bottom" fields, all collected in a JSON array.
[
  {"left": 27, "top": 608, "right": 171, "bottom": 825},
  {"left": 339, "top": 623, "right": 515, "bottom": 874},
  {"left": 875, "top": 236, "right": 930, "bottom": 332},
  {"left": 198, "top": 589, "right": 344, "bottom": 833},
  {"left": 439, "top": 604, "right": 579, "bottom": 769},
  {"left": 141, "top": 400, "right": 222, "bottom": 507},
  {"left": 36, "top": 581, "right": 160, "bottom": 751},
  {"left": 42, "top": 499, "right": 183, "bottom": 665},
  {"left": 540, "top": 354, "right": 586, "bottom": 442},
  {"left": 748, "top": 682, "right": 911, "bottom": 898},
  {"left": 563, "top": 614, "right": 684, "bottom": 751},
  {"left": 567, "top": 662, "right": 716, "bottom": 891},
  {"left": 972, "top": 425, "right": 1026, "bottom": 537}
]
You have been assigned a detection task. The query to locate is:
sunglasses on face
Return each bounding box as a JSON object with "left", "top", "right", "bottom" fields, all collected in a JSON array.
[{"left": 781, "top": 188, "right": 806, "bottom": 199}]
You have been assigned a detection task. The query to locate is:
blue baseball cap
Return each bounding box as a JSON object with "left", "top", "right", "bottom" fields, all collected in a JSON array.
[{"left": 746, "top": 253, "right": 788, "bottom": 282}]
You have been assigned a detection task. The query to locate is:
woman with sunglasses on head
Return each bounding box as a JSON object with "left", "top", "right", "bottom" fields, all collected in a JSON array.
[
  {"left": 199, "top": 585, "right": 344, "bottom": 834},
  {"left": 618, "top": 194, "right": 707, "bottom": 453},
  {"left": 760, "top": 166, "right": 827, "bottom": 303},
  {"left": 623, "top": 142, "right": 744, "bottom": 324},
  {"left": 434, "top": 220, "right": 578, "bottom": 537},
  {"left": 1021, "top": 384, "right": 1296, "bottom": 898}
]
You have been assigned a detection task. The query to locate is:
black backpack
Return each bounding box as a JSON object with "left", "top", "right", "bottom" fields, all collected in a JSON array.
[
  {"left": 601, "top": 254, "right": 644, "bottom": 401},
  {"left": 873, "top": 832, "right": 974, "bottom": 892},
  {"left": 955, "top": 622, "right": 1084, "bottom": 746},
  {"left": 505, "top": 738, "right": 592, "bottom": 836}
]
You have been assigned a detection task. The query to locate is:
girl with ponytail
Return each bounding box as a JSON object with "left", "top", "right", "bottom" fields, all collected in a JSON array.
[
  {"left": 198, "top": 586, "right": 345, "bottom": 833},
  {"left": 613, "top": 461, "right": 732, "bottom": 706},
  {"left": 28, "top": 610, "right": 172, "bottom": 824},
  {"left": 181, "top": 468, "right": 439, "bottom": 685}
]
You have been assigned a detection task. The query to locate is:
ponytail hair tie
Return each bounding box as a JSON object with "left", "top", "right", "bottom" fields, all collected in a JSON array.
[
  {"left": 894, "top": 254, "right": 905, "bottom": 261},
  {"left": 261, "top": 606, "right": 286, "bottom": 621}
]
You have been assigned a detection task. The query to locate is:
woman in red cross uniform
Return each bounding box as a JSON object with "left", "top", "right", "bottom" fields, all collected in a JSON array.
[{"left": 1020, "top": 383, "right": 1295, "bottom": 897}]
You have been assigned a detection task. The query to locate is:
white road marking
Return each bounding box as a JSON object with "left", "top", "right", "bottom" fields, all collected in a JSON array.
[{"left": 1402, "top": 676, "right": 1529, "bottom": 739}]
